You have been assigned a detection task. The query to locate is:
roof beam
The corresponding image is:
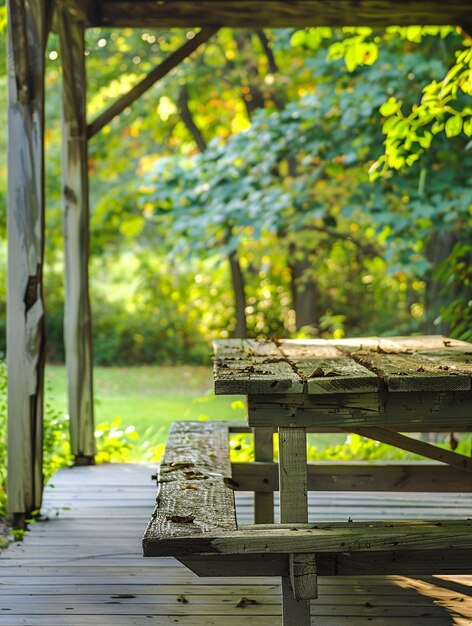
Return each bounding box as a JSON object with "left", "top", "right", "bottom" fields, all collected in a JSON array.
[
  {"left": 97, "top": 0, "right": 472, "bottom": 29},
  {"left": 87, "top": 27, "right": 218, "bottom": 138}
]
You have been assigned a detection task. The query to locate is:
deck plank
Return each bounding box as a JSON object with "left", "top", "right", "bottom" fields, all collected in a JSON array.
[{"left": 1, "top": 463, "right": 471, "bottom": 625}]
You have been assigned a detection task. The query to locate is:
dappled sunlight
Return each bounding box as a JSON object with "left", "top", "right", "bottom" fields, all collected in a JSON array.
[{"left": 393, "top": 575, "right": 472, "bottom": 623}]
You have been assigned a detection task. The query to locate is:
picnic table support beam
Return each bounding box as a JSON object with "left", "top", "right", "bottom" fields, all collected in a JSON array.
[
  {"left": 254, "top": 427, "right": 274, "bottom": 523},
  {"left": 58, "top": 6, "right": 95, "bottom": 464},
  {"left": 278, "top": 427, "right": 311, "bottom": 625},
  {"left": 6, "top": 0, "right": 49, "bottom": 519}
]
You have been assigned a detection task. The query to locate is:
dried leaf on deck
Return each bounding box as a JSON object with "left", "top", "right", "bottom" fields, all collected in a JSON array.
[
  {"left": 177, "top": 595, "right": 188, "bottom": 603},
  {"left": 309, "top": 367, "right": 325, "bottom": 378},
  {"left": 236, "top": 596, "right": 258, "bottom": 608},
  {"left": 179, "top": 484, "right": 198, "bottom": 490}
]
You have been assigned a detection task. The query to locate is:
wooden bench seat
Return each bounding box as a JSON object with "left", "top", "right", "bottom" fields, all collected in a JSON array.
[{"left": 143, "top": 420, "right": 472, "bottom": 624}]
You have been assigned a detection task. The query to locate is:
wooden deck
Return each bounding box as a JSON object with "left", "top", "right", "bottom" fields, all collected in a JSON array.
[{"left": 1, "top": 463, "right": 472, "bottom": 625}]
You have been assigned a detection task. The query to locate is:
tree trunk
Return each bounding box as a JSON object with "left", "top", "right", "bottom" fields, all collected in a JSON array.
[
  {"left": 58, "top": 7, "right": 95, "bottom": 464},
  {"left": 228, "top": 250, "right": 248, "bottom": 338},
  {"left": 424, "top": 231, "right": 458, "bottom": 335},
  {"left": 178, "top": 86, "right": 248, "bottom": 337},
  {"left": 289, "top": 244, "right": 321, "bottom": 332},
  {"left": 7, "top": 0, "right": 49, "bottom": 519}
]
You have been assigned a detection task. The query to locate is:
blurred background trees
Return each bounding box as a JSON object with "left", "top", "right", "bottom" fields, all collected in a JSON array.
[{"left": 0, "top": 16, "right": 471, "bottom": 364}]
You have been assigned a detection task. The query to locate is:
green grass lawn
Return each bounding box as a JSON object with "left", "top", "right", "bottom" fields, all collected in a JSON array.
[
  {"left": 45, "top": 364, "right": 348, "bottom": 453},
  {"left": 45, "top": 364, "right": 246, "bottom": 438}
]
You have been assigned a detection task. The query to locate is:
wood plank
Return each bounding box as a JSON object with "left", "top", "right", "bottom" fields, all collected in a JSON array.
[
  {"left": 143, "top": 519, "right": 472, "bottom": 556},
  {"left": 351, "top": 352, "right": 470, "bottom": 392},
  {"left": 0, "top": 618, "right": 470, "bottom": 626},
  {"left": 247, "top": 391, "right": 472, "bottom": 430},
  {"left": 278, "top": 428, "right": 308, "bottom": 524},
  {"left": 1, "top": 619, "right": 471, "bottom": 626},
  {"left": 143, "top": 422, "right": 237, "bottom": 554},
  {"left": 97, "top": 0, "right": 472, "bottom": 28},
  {"left": 232, "top": 461, "right": 472, "bottom": 492},
  {"left": 419, "top": 349, "right": 472, "bottom": 375},
  {"left": 389, "top": 336, "right": 472, "bottom": 352},
  {"left": 278, "top": 341, "right": 380, "bottom": 394},
  {"left": 214, "top": 340, "right": 303, "bottom": 395}
]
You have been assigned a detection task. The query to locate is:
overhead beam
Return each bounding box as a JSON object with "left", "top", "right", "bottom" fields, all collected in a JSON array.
[
  {"left": 97, "top": 0, "right": 472, "bottom": 29},
  {"left": 7, "top": 0, "right": 48, "bottom": 520},
  {"left": 87, "top": 27, "right": 218, "bottom": 138},
  {"left": 58, "top": 5, "right": 95, "bottom": 465}
]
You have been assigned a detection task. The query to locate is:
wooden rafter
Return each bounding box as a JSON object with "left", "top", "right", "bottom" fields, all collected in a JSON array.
[
  {"left": 95, "top": 0, "right": 472, "bottom": 28},
  {"left": 87, "top": 27, "right": 218, "bottom": 138}
]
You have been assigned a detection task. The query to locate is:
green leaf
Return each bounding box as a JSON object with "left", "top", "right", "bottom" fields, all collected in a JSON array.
[
  {"left": 290, "top": 30, "right": 306, "bottom": 48},
  {"left": 379, "top": 98, "right": 399, "bottom": 117},
  {"left": 444, "top": 115, "right": 463, "bottom": 138}
]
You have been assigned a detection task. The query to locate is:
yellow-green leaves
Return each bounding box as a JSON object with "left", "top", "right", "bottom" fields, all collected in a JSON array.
[
  {"left": 328, "top": 31, "right": 378, "bottom": 72},
  {"left": 445, "top": 114, "right": 463, "bottom": 137},
  {"left": 290, "top": 27, "right": 332, "bottom": 51}
]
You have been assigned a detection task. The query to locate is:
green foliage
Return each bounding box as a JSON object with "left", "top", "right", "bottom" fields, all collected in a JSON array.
[
  {"left": 372, "top": 45, "right": 472, "bottom": 176},
  {"left": 94, "top": 417, "right": 165, "bottom": 463}
]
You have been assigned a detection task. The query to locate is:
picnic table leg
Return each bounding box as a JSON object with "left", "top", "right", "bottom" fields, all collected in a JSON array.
[
  {"left": 254, "top": 427, "right": 274, "bottom": 523},
  {"left": 278, "top": 427, "right": 311, "bottom": 625}
]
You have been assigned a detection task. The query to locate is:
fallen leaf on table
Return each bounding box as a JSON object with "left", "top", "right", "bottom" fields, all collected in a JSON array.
[
  {"left": 179, "top": 484, "right": 198, "bottom": 490},
  {"left": 166, "top": 514, "right": 195, "bottom": 524}
]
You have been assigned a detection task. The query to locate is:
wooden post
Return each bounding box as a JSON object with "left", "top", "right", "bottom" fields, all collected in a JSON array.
[
  {"left": 278, "top": 427, "right": 311, "bottom": 625},
  {"left": 6, "top": 0, "right": 48, "bottom": 520},
  {"left": 58, "top": 6, "right": 95, "bottom": 464},
  {"left": 254, "top": 427, "right": 274, "bottom": 523}
]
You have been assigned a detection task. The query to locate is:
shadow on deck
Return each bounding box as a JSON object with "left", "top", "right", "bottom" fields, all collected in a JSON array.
[{"left": 1, "top": 463, "right": 471, "bottom": 625}]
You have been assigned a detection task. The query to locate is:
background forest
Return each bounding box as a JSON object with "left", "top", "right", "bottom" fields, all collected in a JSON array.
[{"left": 1, "top": 18, "right": 472, "bottom": 366}]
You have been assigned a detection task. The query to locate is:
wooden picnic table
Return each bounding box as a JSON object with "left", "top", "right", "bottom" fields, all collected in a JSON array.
[{"left": 213, "top": 335, "right": 472, "bottom": 623}]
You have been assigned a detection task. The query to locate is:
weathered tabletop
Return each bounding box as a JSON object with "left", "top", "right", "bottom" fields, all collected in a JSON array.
[{"left": 213, "top": 335, "right": 472, "bottom": 432}]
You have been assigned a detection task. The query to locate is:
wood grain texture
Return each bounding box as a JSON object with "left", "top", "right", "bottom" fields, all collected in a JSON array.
[
  {"left": 351, "top": 352, "right": 470, "bottom": 392},
  {"left": 278, "top": 428, "right": 308, "bottom": 524},
  {"left": 281, "top": 574, "right": 311, "bottom": 625},
  {"left": 214, "top": 337, "right": 472, "bottom": 397},
  {"left": 97, "top": 0, "right": 472, "bottom": 28},
  {"left": 214, "top": 339, "right": 304, "bottom": 395},
  {"left": 7, "top": 0, "right": 47, "bottom": 515},
  {"left": 247, "top": 391, "right": 472, "bottom": 430},
  {"left": 279, "top": 340, "right": 379, "bottom": 394},
  {"left": 289, "top": 553, "right": 318, "bottom": 600},
  {"left": 58, "top": 7, "right": 95, "bottom": 461},
  {"left": 144, "top": 519, "right": 472, "bottom": 556},
  {"left": 143, "top": 422, "right": 237, "bottom": 556}
]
